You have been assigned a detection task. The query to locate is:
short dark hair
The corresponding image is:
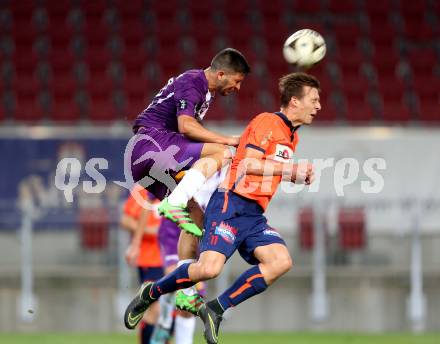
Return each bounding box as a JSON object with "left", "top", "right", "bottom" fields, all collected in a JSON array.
[
  {"left": 211, "top": 48, "right": 251, "bottom": 75},
  {"left": 279, "top": 72, "right": 320, "bottom": 107}
]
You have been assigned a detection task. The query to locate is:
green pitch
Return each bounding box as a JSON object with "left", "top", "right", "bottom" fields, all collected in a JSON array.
[{"left": 0, "top": 333, "right": 439, "bottom": 344}]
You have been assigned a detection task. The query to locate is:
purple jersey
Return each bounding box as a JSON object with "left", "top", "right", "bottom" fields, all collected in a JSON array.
[{"left": 133, "top": 69, "right": 213, "bottom": 132}]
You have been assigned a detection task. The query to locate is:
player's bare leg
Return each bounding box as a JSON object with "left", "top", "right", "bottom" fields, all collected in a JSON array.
[{"left": 175, "top": 199, "right": 205, "bottom": 315}]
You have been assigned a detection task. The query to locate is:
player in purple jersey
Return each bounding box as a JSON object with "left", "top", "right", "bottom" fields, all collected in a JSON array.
[
  {"left": 129, "top": 48, "right": 250, "bottom": 238},
  {"left": 126, "top": 48, "right": 250, "bottom": 331}
]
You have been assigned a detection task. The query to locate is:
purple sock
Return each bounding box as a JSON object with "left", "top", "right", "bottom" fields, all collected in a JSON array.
[
  {"left": 217, "top": 265, "right": 268, "bottom": 311},
  {"left": 149, "top": 263, "right": 195, "bottom": 299}
]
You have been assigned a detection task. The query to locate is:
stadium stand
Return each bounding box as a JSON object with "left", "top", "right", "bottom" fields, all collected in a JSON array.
[{"left": 0, "top": 0, "right": 438, "bottom": 124}]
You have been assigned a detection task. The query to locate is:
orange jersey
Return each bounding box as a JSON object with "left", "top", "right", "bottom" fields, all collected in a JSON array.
[
  {"left": 123, "top": 186, "right": 162, "bottom": 268},
  {"left": 222, "top": 112, "right": 299, "bottom": 210}
]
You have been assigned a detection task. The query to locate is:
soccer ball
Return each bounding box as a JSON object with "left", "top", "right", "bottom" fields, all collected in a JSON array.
[{"left": 283, "top": 29, "right": 326, "bottom": 68}]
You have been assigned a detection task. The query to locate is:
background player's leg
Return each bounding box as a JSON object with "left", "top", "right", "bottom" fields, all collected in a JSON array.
[
  {"left": 187, "top": 198, "right": 204, "bottom": 230},
  {"left": 174, "top": 314, "right": 196, "bottom": 344},
  {"left": 138, "top": 268, "right": 162, "bottom": 343}
]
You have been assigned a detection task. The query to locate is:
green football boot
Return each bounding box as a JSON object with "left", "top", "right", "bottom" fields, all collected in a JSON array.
[
  {"left": 158, "top": 198, "right": 203, "bottom": 237},
  {"left": 175, "top": 289, "right": 204, "bottom": 315}
]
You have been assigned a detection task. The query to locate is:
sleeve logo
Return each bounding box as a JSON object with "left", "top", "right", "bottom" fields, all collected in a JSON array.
[
  {"left": 179, "top": 99, "right": 187, "bottom": 110},
  {"left": 273, "top": 144, "right": 294, "bottom": 162}
]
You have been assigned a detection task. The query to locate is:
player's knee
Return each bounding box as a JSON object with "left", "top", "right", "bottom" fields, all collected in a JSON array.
[
  {"left": 273, "top": 255, "right": 293, "bottom": 277},
  {"left": 200, "top": 261, "right": 223, "bottom": 280}
]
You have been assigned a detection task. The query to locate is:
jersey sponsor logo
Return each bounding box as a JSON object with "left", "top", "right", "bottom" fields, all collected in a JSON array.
[
  {"left": 273, "top": 144, "right": 294, "bottom": 162},
  {"left": 179, "top": 99, "right": 187, "bottom": 110},
  {"left": 214, "top": 222, "right": 237, "bottom": 244}
]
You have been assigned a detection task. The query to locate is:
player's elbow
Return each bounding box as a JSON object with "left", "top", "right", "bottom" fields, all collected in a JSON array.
[{"left": 177, "top": 116, "right": 195, "bottom": 136}]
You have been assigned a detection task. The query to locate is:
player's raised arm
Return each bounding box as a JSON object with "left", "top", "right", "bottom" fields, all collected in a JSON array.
[{"left": 178, "top": 115, "right": 239, "bottom": 146}]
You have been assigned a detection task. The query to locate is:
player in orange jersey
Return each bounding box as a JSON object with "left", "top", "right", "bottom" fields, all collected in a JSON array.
[
  {"left": 124, "top": 72, "right": 320, "bottom": 344},
  {"left": 121, "top": 185, "right": 163, "bottom": 344}
]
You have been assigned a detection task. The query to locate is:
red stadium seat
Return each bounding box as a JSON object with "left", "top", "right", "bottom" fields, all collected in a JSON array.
[
  {"left": 404, "top": 19, "right": 434, "bottom": 42},
  {"left": 82, "top": 0, "right": 107, "bottom": 18},
  {"left": 341, "top": 74, "right": 370, "bottom": 99},
  {"left": 123, "top": 73, "right": 150, "bottom": 99},
  {"left": 88, "top": 98, "right": 118, "bottom": 122},
  {"left": 150, "top": 0, "right": 180, "bottom": 19},
  {"left": 11, "top": 18, "right": 37, "bottom": 44},
  {"left": 187, "top": 0, "right": 213, "bottom": 18},
  {"left": 335, "top": 49, "right": 365, "bottom": 75},
  {"left": 258, "top": 0, "right": 284, "bottom": 18},
  {"left": 0, "top": 103, "right": 5, "bottom": 122},
  {"left": 407, "top": 49, "right": 437, "bottom": 75},
  {"left": 84, "top": 48, "right": 111, "bottom": 68},
  {"left": 48, "top": 49, "right": 76, "bottom": 74},
  {"left": 364, "top": 0, "right": 394, "bottom": 16},
  {"left": 120, "top": 21, "right": 147, "bottom": 47},
  {"left": 155, "top": 20, "right": 182, "bottom": 46},
  {"left": 338, "top": 208, "right": 366, "bottom": 250},
  {"left": 292, "top": 0, "right": 323, "bottom": 14},
  {"left": 262, "top": 22, "right": 290, "bottom": 47},
  {"left": 298, "top": 207, "right": 314, "bottom": 250},
  {"left": 13, "top": 74, "right": 40, "bottom": 98},
  {"left": 418, "top": 101, "right": 439, "bottom": 123},
  {"left": 87, "top": 71, "right": 114, "bottom": 98},
  {"left": 227, "top": 20, "right": 253, "bottom": 48},
  {"left": 48, "top": 18, "right": 75, "bottom": 48},
  {"left": 47, "top": 0, "right": 72, "bottom": 17},
  {"left": 297, "top": 208, "right": 329, "bottom": 250},
  {"left": 372, "top": 49, "right": 399, "bottom": 75},
  {"left": 50, "top": 74, "right": 77, "bottom": 98},
  {"left": 51, "top": 97, "right": 81, "bottom": 123},
  {"left": 125, "top": 96, "right": 147, "bottom": 122},
  {"left": 15, "top": 95, "right": 45, "bottom": 122},
  {"left": 369, "top": 21, "right": 397, "bottom": 47},
  {"left": 157, "top": 47, "right": 185, "bottom": 77},
  {"left": 120, "top": 48, "right": 148, "bottom": 74},
  {"left": 83, "top": 23, "right": 110, "bottom": 47},
  {"left": 236, "top": 99, "right": 262, "bottom": 121},
  {"left": 291, "top": 20, "right": 326, "bottom": 36},
  {"left": 223, "top": 0, "right": 252, "bottom": 21},
  {"left": 332, "top": 22, "right": 362, "bottom": 47},
  {"left": 399, "top": 0, "right": 427, "bottom": 18},
  {"left": 10, "top": 1, "right": 35, "bottom": 18},
  {"left": 115, "top": 0, "right": 145, "bottom": 18},
  {"left": 378, "top": 75, "right": 406, "bottom": 100},
  {"left": 382, "top": 99, "right": 412, "bottom": 122},
  {"left": 13, "top": 47, "right": 38, "bottom": 73},
  {"left": 345, "top": 97, "right": 376, "bottom": 123},
  {"left": 78, "top": 208, "right": 109, "bottom": 250},
  {"left": 328, "top": 0, "right": 358, "bottom": 14},
  {"left": 412, "top": 75, "right": 440, "bottom": 101}
]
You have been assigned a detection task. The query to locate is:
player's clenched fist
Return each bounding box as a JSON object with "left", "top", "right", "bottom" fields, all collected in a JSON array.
[{"left": 291, "top": 162, "right": 314, "bottom": 184}]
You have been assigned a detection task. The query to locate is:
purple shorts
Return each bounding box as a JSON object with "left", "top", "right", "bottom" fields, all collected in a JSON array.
[
  {"left": 158, "top": 218, "right": 180, "bottom": 268},
  {"left": 130, "top": 127, "right": 203, "bottom": 200}
]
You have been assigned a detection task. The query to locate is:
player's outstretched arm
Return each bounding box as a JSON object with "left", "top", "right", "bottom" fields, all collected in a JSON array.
[{"left": 178, "top": 115, "right": 239, "bottom": 146}]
